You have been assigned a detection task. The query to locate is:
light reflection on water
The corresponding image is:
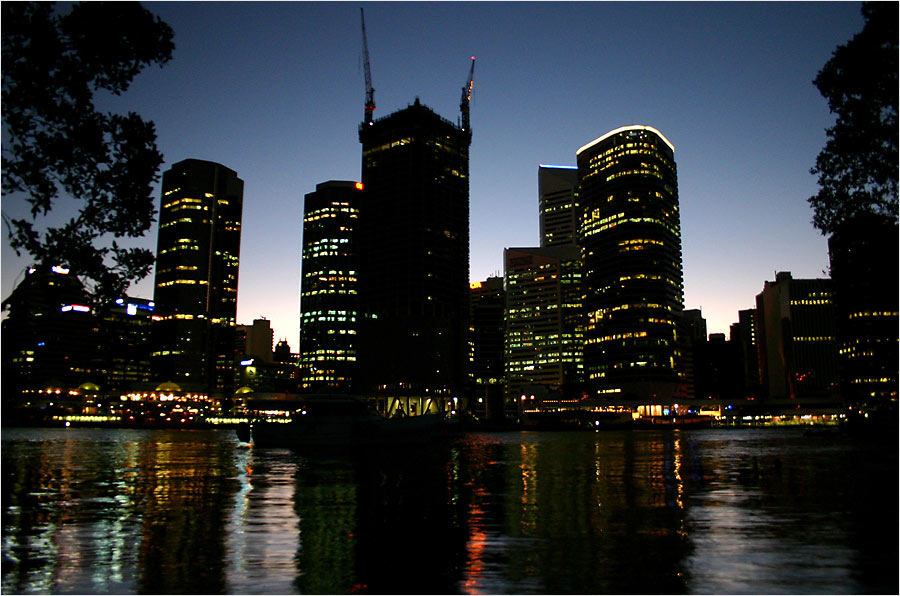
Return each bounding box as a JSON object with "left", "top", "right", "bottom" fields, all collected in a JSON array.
[{"left": 2, "top": 427, "right": 896, "bottom": 594}]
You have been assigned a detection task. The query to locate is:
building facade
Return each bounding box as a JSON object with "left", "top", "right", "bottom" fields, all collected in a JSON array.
[
  {"left": 298, "top": 181, "right": 363, "bottom": 393},
  {"left": 755, "top": 272, "right": 838, "bottom": 399},
  {"left": 576, "top": 125, "right": 686, "bottom": 401},
  {"left": 238, "top": 318, "right": 275, "bottom": 363},
  {"left": 504, "top": 245, "right": 583, "bottom": 401},
  {"left": 827, "top": 214, "right": 898, "bottom": 411},
  {"left": 152, "top": 159, "right": 244, "bottom": 397},
  {"left": 102, "top": 297, "right": 155, "bottom": 394},
  {"left": 468, "top": 277, "right": 506, "bottom": 418},
  {"left": 357, "top": 99, "right": 471, "bottom": 406},
  {"left": 1, "top": 266, "right": 100, "bottom": 399},
  {"left": 539, "top": 164, "right": 579, "bottom": 248}
]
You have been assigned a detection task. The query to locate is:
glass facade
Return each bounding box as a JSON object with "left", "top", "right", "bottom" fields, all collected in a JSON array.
[
  {"left": 298, "top": 181, "right": 362, "bottom": 392},
  {"left": 576, "top": 126, "right": 685, "bottom": 400},
  {"left": 152, "top": 159, "right": 243, "bottom": 396},
  {"left": 538, "top": 165, "right": 579, "bottom": 248}
]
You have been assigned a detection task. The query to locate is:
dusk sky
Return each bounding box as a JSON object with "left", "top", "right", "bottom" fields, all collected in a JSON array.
[{"left": 1, "top": 1, "right": 864, "bottom": 346}]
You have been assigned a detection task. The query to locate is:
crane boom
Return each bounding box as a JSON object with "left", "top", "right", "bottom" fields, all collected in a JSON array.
[
  {"left": 460, "top": 56, "right": 475, "bottom": 132},
  {"left": 360, "top": 8, "right": 375, "bottom": 124}
]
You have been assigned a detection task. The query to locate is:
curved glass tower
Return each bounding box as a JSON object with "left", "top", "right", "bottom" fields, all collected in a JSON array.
[{"left": 576, "top": 126, "right": 685, "bottom": 400}]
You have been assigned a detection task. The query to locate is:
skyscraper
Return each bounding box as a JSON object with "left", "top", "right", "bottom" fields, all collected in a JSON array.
[
  {"left": 754, "top": 272, "right": 838, "bottom": 399},
  {"left": 539, "top": 165, "right": 579, "bottom": 247},
  {"left": 152, "top": 159, "right": 243, "bottom": 397},
  {"left": 576, "top": 125, "right": 685, "bottom": 400},
  {"left": 298, "top": 180, "right": 363, "bottom": 393},
  {"left": 357, "top": 99, "right": 471, "bottom": 408},
  {"left": 827, "top": 214, "right": 898, "bottom": 412},
  {"left": 504, "top": 245, "right": 583, "bottom": 400}
]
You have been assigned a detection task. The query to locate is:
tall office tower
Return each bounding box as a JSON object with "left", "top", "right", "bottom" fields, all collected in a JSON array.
[
  {"left": 539, "top": 165, "right": 579, "bottom": 247},
  {"left": 358, "top": 99, "right": 471, "bottom": 405},
  {"left": 576, "top": 125, "right": 685, "bottom": 400},
  {"left": 298, "top": 181, "right": 363, "bottom": 393},
  {"left": 504, "top": 246, "right": 583, "bottom": 400},
  {"left": 152, "top": 159, "right": 244, "bottom": 397},
  {"left": 469, "top": 277, "right": 505, "bottom": 418},
  {"left": 755, "top": 272, "right": 838, "bottom": 399},
  {"left": 827, "top": 214, "right": 898, "bottom": 411}
]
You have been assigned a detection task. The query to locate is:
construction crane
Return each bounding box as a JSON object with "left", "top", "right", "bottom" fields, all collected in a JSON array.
[
  {"left": 460, "top": 56, "right": 475, "bottom": 132},
  {"left": 360, "top": 7, "right": 375, "bottom": 125}
]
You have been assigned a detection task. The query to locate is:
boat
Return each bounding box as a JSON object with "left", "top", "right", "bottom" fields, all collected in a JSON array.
[{"left": 237, "top": 396, "right": 453, "bottom": 449}]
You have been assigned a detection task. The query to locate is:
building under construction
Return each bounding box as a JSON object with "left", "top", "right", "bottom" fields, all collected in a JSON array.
[{"left": 354, "top": 10, "right": 475, "bottom": 414}]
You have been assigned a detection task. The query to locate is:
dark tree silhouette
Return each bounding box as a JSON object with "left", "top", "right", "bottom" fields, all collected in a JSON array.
[
  {"left": 2, "top": 2, "right": 174, "bottom": 307},
  {"left": 808, "top": 2, "right": 898, "bottom": 236}
]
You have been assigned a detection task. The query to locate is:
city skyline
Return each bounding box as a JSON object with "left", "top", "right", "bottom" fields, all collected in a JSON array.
[{"left": 0, "top": 2, "right": 865, "bottom": 345}]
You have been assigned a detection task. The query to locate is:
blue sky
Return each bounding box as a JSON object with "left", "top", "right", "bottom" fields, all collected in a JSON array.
[{"left": 1, "top": 1, "right": 864, "bottom": 345}]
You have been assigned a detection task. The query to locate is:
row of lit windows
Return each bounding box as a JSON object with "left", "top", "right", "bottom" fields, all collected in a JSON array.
[
  {"left": 160, "top": 217, "right": 198, "bottom": 229},
  {"left": 849, "top": 311, "right": 897, "bottom": 319},
  {"left": 158, "top": 245, "right": 200, "bottom": 255},
  {"left": 303, "top": 289, "right": 358, "bottom": 296},
  {"left": 586, "top": 142, "right": 669, "bottom": 167},
  {"left": 790, "top": 299, "right": 832, "bottom": 306},
  {"left": 588, "top": 302, "right": 674, "bottom": 319},
  {"left": 794, "top": 336, "right": 834, "bottom": 342},
  {"left": 618, "top": 273, "right": 680, "bottom": 288},
  {"left": 302, "top": 309, "right": 357, "bottom": 317},
  {"left": 605, "top": 166, "right": 665, "bottom": 184},
  {"left": 851, "top": 377, "right": 895, "bottom": 384},
  {"left": 363, "top": 137, "right": 413, "bottom": 156},
  {"left": 157, "top": 279, "right": 209, "bottom": 287},
  {"left": 583, "top": 214, "right": 680, "bottom": 238},
  {"left": 151, "top": 349, "right": 183, "bottom": 357},
  {"left": 163, "top": 196, "right": 207, "bottom": 209},
  {"left": 305, "top": 210, "right": 358, "bottom": 223}
]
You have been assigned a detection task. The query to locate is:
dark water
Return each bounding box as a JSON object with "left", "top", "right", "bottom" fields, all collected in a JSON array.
[{"left": 2, "top": 427, "right": 896, "bottom": 594}]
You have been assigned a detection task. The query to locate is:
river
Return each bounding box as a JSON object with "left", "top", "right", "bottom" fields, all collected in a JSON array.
[{"left": 2, "top": 426, "right": 896, "bottom": 594}]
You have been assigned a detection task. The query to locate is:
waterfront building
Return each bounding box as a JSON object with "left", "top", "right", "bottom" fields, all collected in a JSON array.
[
  {"left": 298, "top": 181, "right": 363, "bottom": 393},
  {"left": 504, "top": 245, "right": 583, "bottom": 402},
  {"left": 576, "top": 125, "right": 686, "bottom": 400},
  {"left": 101, "top": 297, "right": 155, "bottom": 394},
  {"left": 827, "top": 214, "right": 898, "bottom": 411},
  {"left": 694, "top": 333, "right": 745, "bottom": 401},
  {"left": 539, "top": 165, "right": 579, "bottom": 247},
  {"left": 468, "top": 277, "right": 506, "bottom": 419},
  {"left": 357, "top": 98, "right": 471, "bottom": 409},
  {"left": 1, "top": 265, "right": 100, "bottom": 399},
  {"left": 152, "top": 159, "right": 244, "bottom": 398},
  {"left": 755, "top": 272, "right": 838, "bottom": 399}
]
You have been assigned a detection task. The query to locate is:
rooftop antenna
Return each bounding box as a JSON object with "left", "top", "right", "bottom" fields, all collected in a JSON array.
[
  {"left": 360, "top": 8, "right": 375, "bottom": 125},
  {"left": 460, "top": 56, "right": 475, "bottom": 131}
]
